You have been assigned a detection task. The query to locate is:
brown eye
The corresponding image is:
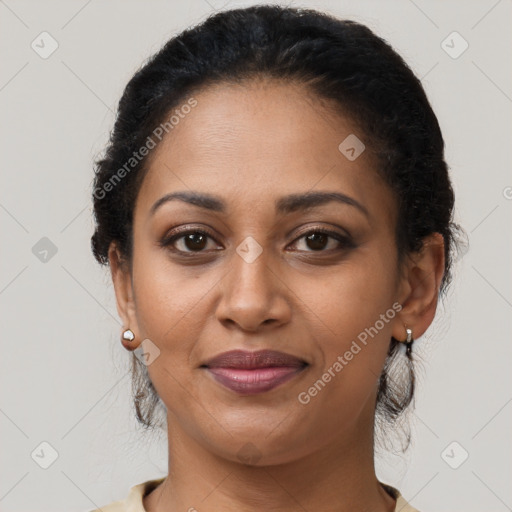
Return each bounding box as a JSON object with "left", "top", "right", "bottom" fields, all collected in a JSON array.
[
  {"left": 304, "top": 232, "right": 329, "bottom": 251},
  {"left": 180, "top": 232, "right": 209, "bottom": 251},
  {"left": 160, "top": 229, "right": 220, "bottom": 254},
  {"left": 290, "top": 228, "right": 352, "bottom": 252}
]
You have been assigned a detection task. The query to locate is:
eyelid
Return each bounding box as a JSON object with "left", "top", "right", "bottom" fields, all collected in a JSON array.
[
  {"left": 159, "top": 225, "right": 220, "bottom": 246},
  {"left": 291, "top": 224, "right": 352, "bottom": 241},
  {"left": 287, "top": 226, "right": 354, "bottom": 251}
]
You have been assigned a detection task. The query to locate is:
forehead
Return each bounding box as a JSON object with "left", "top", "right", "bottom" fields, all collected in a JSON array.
[{"left": 136, "top": 79, "right": 396, "bottom": 226}]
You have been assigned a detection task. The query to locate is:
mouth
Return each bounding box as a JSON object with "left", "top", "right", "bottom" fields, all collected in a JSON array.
[{"left": 200, "top": 349, "right": 309, "bottom": 395}]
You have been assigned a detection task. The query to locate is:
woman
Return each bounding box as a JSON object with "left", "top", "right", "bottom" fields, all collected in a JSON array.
[{"left": 90, "top": 5, "right": 463, "bottom": 511}]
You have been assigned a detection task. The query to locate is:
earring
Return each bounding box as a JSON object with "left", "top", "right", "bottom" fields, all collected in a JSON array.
[
  {"left": 122, "top": 328, "right": 135, "bottom": 342},
  {"left": 400, "top": 325, "right": 414, "bottom": 355},
  {"left": 121, "top": 328, "right": 136, "bottom": 351}
]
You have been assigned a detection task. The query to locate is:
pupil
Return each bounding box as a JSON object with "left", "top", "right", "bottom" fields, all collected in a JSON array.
[
  {"left": 186, "top": 233, "right": 207, "bottom": 251},
  {"left": 307, "top": 233, "right": 327, "bottom": 250}
]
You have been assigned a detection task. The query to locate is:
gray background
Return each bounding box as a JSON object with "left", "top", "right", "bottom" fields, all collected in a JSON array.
[{"left": 1, "top": 0, "right": 511, "bottom": 510}]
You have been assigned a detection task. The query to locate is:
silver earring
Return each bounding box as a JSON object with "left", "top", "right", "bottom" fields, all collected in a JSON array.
[
  {"left": 122, "top": 329, "right": 135, "bottom": 342},
  {"left": 400, "top": 326, "right": 414, "bottom": 355}
]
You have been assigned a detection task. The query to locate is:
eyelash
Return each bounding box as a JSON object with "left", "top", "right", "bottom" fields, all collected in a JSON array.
[{"left": 159, "top": 226, "right": 353, "bottom": 256}]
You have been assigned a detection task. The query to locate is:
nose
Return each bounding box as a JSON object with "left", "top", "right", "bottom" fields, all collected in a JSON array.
[{"left": 215, "top": 246, "right": 292, "bottom": 332}]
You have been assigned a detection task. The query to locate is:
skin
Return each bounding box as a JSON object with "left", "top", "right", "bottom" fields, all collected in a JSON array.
[{"left": 109, "top": 78, "right": 445, "bottom": 512}]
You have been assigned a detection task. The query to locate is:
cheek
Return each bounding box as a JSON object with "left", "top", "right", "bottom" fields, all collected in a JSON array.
[
  {"left": 131, "top": 245, "right": 212, "bottom": 341},
  {"left": 300, "top": 248, "right": 398, "bottom": 374},
  {"left": 130, "top": 250, "right": 212, "bottom": 414},
  {"left": 304, "top": 248, "right": 397, "bottom": 326}
]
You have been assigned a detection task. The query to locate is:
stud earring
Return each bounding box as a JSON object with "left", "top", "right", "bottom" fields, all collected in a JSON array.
[
  {"left": 122, "top": 328, "right": 135, "bottom": 342},
  {"left": 121, "top": 328, "right": 136, "bottom": 351}
]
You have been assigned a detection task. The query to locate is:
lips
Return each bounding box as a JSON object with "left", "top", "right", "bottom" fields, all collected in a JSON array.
[
  {"left": 201, "top": 349, "right": 308, "bottom": 395},
  {"left": 202, "top": 349, "right": 307, "bottom": 369}
]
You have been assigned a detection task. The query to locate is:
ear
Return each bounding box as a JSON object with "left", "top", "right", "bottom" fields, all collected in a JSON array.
[
  {"left": 108, "top": 242, "right": 141, "bottom": 347},
  {"left": 392, "top": 232, "right": 446, "bottom": 342}
]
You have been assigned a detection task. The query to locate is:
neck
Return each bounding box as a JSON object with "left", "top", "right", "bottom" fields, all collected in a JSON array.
[{"left": 143, "top": 406, "right": 395, "bottom": 512}]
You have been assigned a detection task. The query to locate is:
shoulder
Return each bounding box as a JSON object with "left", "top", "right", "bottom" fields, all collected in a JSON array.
[
  {"left": 87, "top": 477, "right": 165, "bottom": 512},
  {"left": 395, "top": 494, "right": 421, "bottom": 512},
  {"left": 381, "top": 482, "right": 421, "bottom": 512}
]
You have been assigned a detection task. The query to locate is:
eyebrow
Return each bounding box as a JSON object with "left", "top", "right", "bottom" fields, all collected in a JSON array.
[{"left": 150, "top": 190, "right": 369, "bottom": 218}]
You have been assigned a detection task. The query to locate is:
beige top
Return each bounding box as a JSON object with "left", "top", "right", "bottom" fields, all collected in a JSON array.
[{"left": 90, "top": 478, "right": 420, "bottom": 511}]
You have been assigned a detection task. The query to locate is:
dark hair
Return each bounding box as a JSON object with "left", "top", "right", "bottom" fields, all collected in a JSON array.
[{"left": 91, "top": 5, "right": 466, "bottom": 446}]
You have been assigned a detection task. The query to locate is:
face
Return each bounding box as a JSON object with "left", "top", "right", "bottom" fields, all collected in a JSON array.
[{"left": 112, "top": 79, "right": 414, "bottom": 465}]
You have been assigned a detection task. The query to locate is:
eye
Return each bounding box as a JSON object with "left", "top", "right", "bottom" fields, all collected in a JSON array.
[
  {"left": 159, "top": 228, "right": 220, "bottom": 254},
  {"left": 159, "top": 226, "right": 353, "bottom": 256},
  {"left": 289, "top": 228, "right": 352, "bottom": 252}
]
